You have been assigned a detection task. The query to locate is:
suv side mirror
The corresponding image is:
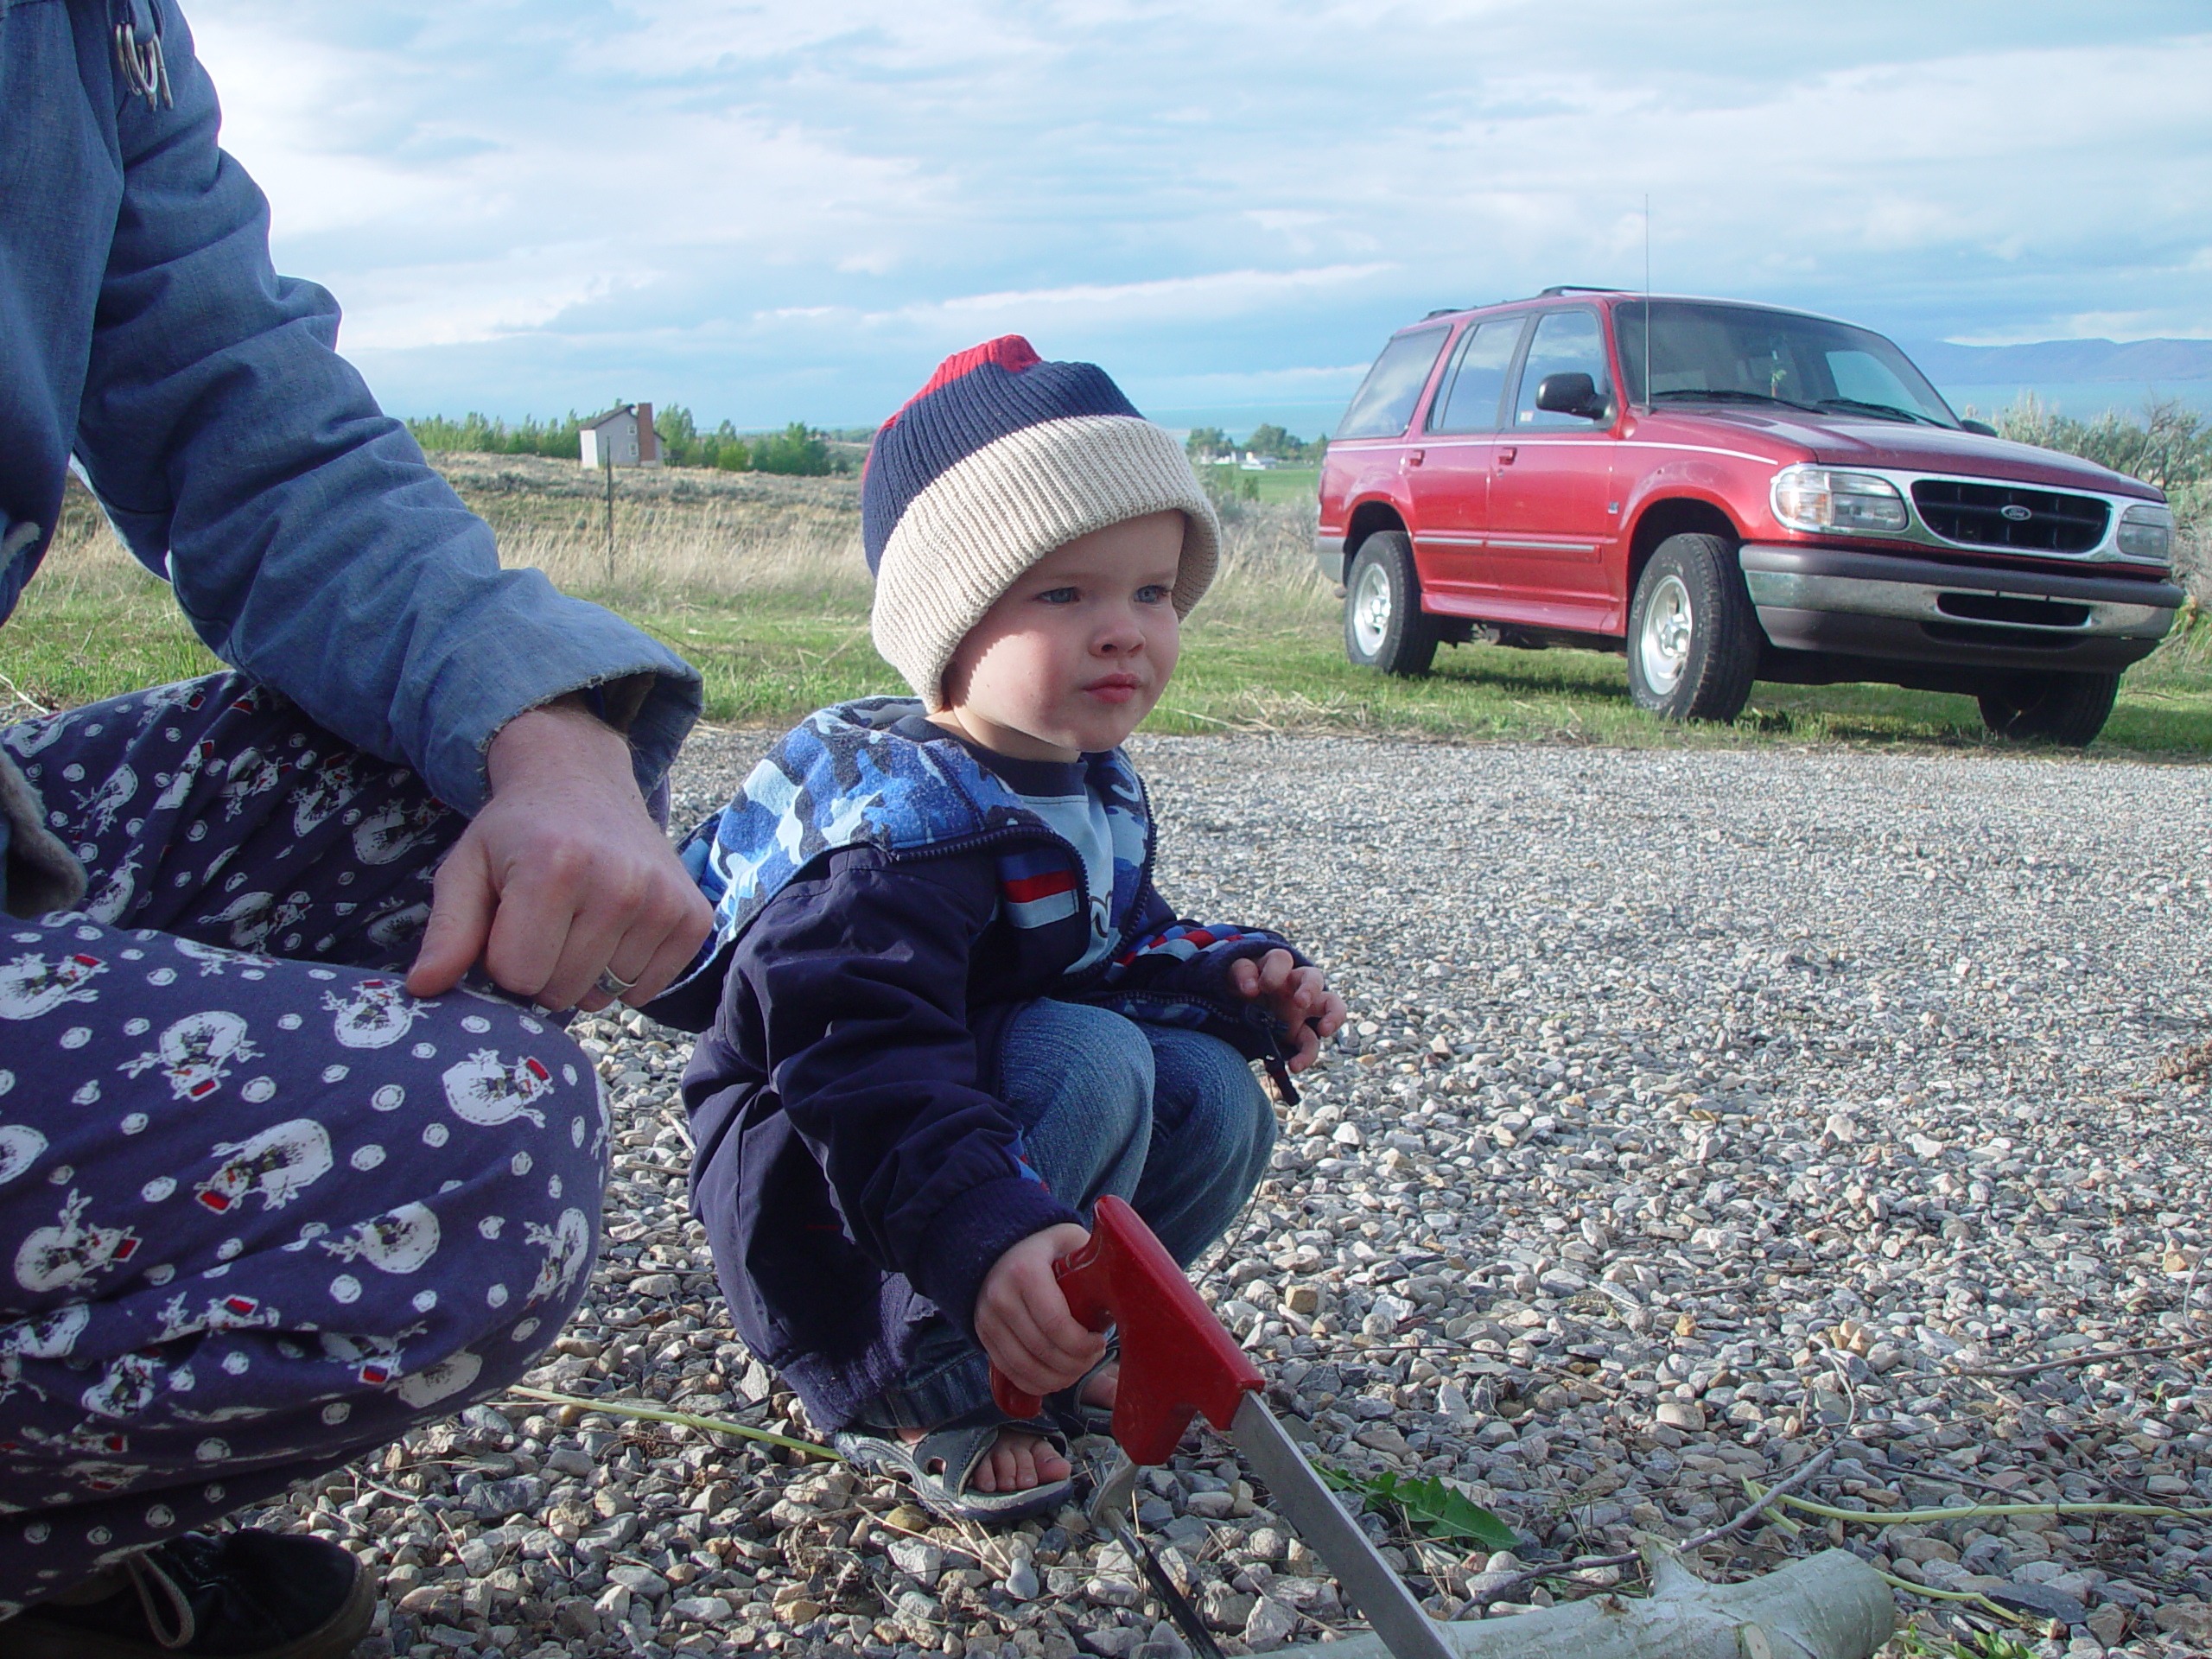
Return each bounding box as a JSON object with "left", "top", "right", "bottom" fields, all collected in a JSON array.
[
  {"left": 1535, "top": 372, "right": 1607, "bottom": 420},
  {"left": 1959, "top": 418, "right": 1998, "bottom": 437}
]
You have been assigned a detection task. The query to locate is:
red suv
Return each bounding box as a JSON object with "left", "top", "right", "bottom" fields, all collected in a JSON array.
[{"left": 1318, "top": 289, "right": 2183, "bottom": 743}]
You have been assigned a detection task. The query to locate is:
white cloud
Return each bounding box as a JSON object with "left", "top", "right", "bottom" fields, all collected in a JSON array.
[{"left": 181, "top": 1, "right": 2212, "bottom": 424}]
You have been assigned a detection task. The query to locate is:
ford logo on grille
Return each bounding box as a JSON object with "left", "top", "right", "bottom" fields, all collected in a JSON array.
[{"left": 1999, "top": 504, "right": 2034, "bottom": 522}]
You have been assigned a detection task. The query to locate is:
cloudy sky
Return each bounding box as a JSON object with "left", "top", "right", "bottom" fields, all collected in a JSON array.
[{"left": 183, "top": 0, "right": 2212, "bottom": 434}]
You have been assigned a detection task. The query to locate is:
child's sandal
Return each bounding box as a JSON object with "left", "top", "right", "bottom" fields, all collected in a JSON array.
[
  {"left": 1043, "top": 1341, "right": 1119, "bottom": 1440},
  {"left": 834, "top": 1407, "right": 1074, "bottom": 1525}
]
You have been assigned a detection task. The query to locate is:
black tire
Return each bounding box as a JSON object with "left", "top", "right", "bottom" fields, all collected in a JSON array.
[
  {"left": 1977, "top": 671, "right": 2119, "bottom": 746},
  {"left": 1624, "top": 531, "right": 1759, "bottom": 722},
  {"left": 1343, "top": 531, "right": 1439, "bottom": 675}
]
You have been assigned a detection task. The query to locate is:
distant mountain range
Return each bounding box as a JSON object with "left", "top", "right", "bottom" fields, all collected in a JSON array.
[{"left": 1904, "top": 337, "right": 2212, "bottom": 384}]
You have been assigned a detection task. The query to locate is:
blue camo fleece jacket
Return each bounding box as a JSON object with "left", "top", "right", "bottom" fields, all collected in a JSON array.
[{"left": 658, "top": 697, "right": 1302, "bottom": 1429}]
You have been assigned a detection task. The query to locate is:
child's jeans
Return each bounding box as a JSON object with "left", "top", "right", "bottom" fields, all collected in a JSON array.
[{"left": 862, "top": 998, "right": 1276, "bottom": 1432}]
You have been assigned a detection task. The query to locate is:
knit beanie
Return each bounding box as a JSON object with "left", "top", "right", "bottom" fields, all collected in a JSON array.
[{"left": 863, "top": 335, "right": 1221, "bottom": 711}]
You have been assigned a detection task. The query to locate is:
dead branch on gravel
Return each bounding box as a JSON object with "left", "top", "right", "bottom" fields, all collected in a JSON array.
[{"left": 1942, "top": 1332, "right": 2212, "bottom": 1378}]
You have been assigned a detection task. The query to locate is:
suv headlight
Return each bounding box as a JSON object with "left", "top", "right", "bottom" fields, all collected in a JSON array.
[
  {"left": 2117, "top": 503, "right": 2173, "bottom": 563},
  {"left": 1770, "top": 466, "right": 1910, "bottom": 535}
]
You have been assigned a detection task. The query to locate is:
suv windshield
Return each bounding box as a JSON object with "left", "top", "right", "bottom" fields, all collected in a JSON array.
[{"left": 1613, "top": 301, "right": 1959, "bottom": 428}]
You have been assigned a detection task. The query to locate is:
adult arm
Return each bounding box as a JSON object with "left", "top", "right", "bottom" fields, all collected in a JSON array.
[{"left": 71, "top": 0, "right": 701, "bottom": 817}]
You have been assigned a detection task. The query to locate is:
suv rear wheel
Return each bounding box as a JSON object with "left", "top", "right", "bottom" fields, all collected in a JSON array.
[
  {"left": 1977, "top": 671, "right": 2119, "bottom": 746},
  {"left": 1344, "top": 531, "right": 1439, "bottom": 676},
  {"left": 1626, "top": 532, "right": 1759, "bottom": 722}
]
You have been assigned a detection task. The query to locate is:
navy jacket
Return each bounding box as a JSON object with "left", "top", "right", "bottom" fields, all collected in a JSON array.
[{"left": 665, "top": 700, "right": 1300, "bottom": 1427}]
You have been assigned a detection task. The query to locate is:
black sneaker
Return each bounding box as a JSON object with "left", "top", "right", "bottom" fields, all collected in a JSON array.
[{"left": 0, "top": 1529, "right": 374, "bottom": 1659}]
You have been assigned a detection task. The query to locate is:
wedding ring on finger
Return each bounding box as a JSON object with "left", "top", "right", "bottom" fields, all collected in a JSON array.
[{"left": 594, "top": 968, "right": 639, "bottom": 1000}]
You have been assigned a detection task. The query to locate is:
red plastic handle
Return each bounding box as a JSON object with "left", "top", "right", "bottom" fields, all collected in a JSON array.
[{"left": 988, "top": 1195, "right": 1262, "bottom": 1465}]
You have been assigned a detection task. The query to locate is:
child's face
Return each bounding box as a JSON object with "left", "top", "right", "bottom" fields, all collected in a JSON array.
[{"left": 932, "top": 510, "right": 1185, "bottom": 762}]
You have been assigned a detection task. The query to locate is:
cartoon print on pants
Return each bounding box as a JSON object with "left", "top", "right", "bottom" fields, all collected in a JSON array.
[
  {"left": 194, "top": 1119, "right": 334, "bottom": 1214},
  {"left": 155, "top": 1291, "right": 276, "bottom": 1343},
  {"left": 394, "top": 1349, "right": 482, "bottom": 1409},
  {"left": 83, "top": 851, "right": 144, "bottom": 925},
  {"left": 318, "top": 1326, "right": 423, "bottom": 1389},
  {"left": 153, "top": 736, "right": 217, "bottom": 810},
  {"left": 0, "top": 1122, "right": 47, "bottom": 1185},
  {"left": 321, "top": 1203, "right": 440, "bottom": 1274},
  {"left": 442, "top": 1049, "right": 553, "bottom": 1128},
  {"left": 0, "top": 1304, "right": 90, "bottom": 1404},
  {"left": 524, "top": 1208, "right": 592, "bottom": 1305},
  {"left": 353, "top": 797, "right": 449, "bottom": 866},
  {"left": 0, "top": 951, "right": 105, "bottom": 1020},
  {"left": 289, "top": 751, "right": 369, "bottom": 836},
  {"left": 323, "top": 979, "right": 423, "bottom": 1050},
  {"left": 72, "top": 764, "right": 137, "bottom": 835},
  {"left": 218, "top": 746, "right": 287, "bottom": 817},
  {"left": 197, "top": 889, "right": 308, "bottom": 952},
  {"left": 81, "top": 1350, "right": 168, "bottom": 1421},
  {"left": 121, "top": 1010, "right": 259, "bottom": 1101},
  {"left": 15, "top": 1189, "right": 141, "bottom": 1295},
  {"left": 174, "top": 938, "right": 267, "bottom": 976}
]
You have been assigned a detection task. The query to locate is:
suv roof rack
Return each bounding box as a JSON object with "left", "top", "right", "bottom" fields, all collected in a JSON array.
[
  {"left": 1421, "top": 306, "right": 1469, "bottom": 320},
  {"left": 1537, "top": 284, "right": 1628, "bottom": 297}
]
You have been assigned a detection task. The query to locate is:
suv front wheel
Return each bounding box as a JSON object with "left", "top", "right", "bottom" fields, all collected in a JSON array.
[
  {"left": 1626, "top": 532, "right": 1759, "bottom": 723},
  {"left": 1977, "top": 670, "right": 2119, "bottom": 746},
  {"left": 1344, "top": 531, "right": 1439, "bottom": 676}
]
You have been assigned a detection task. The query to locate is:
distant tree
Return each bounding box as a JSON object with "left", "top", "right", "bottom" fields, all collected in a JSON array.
[
  {"left": 750, "top": 422, "right": 836, "bottom": 477},
  {"left": 1185, "top": 426, "right": 1233, "bottom": 461},
  {"left": 1238, "top": 424, "right": 1325, "bottom": 463},
  {"left": 709, "top": 421, "right": 751, "bottom": 472},
  {"left": 1993, "top": 392, "right": 2212, "bottom": 495},
  {"left": 652, "top": 405, "right": 751, "bottom": 471},
  {"left": 406, "top": 410, "right": 583, "bottom": 460}
]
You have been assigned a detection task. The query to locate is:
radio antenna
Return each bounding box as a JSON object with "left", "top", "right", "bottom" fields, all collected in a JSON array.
[{"left": 1641, "top": 194, "right": 1652, "bottom": 411}]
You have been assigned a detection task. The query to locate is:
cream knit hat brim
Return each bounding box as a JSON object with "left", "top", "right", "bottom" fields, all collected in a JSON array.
[{"left": 870, "top": 414, "right": 1220, "bottom": 711}]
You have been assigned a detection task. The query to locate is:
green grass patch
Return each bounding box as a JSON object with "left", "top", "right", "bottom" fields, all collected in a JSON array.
[
  {"left": 10, "top": 545, "right": 2210, "bottom": 761},
  {"left": 1, "top": 571, "right": 222, "bottom": 710}
]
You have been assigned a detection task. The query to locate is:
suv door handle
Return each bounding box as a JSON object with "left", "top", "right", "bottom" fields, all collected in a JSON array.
[
  {"left": 1497, "top": 447, "right": 1517, "bottom": 465},
  {"left": 1406, "top": 450, "right": 1425, "bottom": 467}
]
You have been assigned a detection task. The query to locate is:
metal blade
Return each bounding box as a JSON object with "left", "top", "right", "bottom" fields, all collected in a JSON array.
[{"left": 1225, "top": 1394, "right": 1458, "bottom": 1659}]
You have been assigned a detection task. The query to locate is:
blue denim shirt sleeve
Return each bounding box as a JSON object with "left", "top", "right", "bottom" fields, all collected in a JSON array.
[{"left": 64, "top": 0, "right": 700, "bottom": 812}]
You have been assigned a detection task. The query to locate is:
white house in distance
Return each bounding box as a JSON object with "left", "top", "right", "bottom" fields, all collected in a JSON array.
[{"left": 579, "top": 404, "right": 661, "bottom": 468}]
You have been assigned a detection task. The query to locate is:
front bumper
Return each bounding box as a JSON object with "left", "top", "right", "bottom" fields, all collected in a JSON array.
[{"left": 1738, "top": 543, "right": 2183, "bottom": 674}]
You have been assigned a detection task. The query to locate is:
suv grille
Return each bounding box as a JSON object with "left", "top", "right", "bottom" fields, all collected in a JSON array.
[{"left": 1910, "top": 480, "right": 2109, "bottom": 554}]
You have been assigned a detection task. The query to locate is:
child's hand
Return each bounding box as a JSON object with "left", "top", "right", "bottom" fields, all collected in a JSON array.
[
  {"left": 1228, "top": 948, "right": 1346, "bottom": 1073},
  {"left": 976, "top": 1222, "right": 1106, "bottom": 1398}
]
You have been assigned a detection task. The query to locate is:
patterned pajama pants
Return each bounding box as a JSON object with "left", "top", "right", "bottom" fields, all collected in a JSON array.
[{"left": 0, "top": 674, "right": 608, "bottom": 1612}]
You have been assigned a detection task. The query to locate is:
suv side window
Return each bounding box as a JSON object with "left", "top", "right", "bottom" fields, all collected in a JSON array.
[
  {"left": 1335, "top": 327, "right": 1450, "bottom": 440},
  {"left": 1427, "top": 318, "right": 1524, "bottom": 433},
  {"left": 1511, "top": 309, "right": 1611, "bottom": 429}
]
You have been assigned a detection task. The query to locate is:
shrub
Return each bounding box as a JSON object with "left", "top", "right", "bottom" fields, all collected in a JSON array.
[
  {"left": 749, "top": 422, "right": 837, "bottom": 477},
  {"left": 407, "top": 410, "right": 584, "bottom": 460}
]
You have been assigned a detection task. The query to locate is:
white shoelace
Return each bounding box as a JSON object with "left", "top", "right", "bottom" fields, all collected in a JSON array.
[{"left": 121, "top": 1550, "right": 198, "bottom": 1651}]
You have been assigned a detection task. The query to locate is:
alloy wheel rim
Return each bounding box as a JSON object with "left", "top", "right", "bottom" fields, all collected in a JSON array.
[
  {"left": 1639, "top": 573, "right": 1693, "bottom": 695},
  {"left": 1352, "top": 563, "right": 1393, "bottom": 656}
]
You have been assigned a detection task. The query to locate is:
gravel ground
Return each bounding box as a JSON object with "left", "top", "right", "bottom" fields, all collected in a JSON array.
[{"left": 257, "top": 730, "right": 2212, "bottom": 1659}]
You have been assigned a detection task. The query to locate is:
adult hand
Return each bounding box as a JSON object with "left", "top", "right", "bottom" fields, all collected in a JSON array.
[
  {"left": 404, "top": 695, "right": 713, "bottom": 1011},
  {"left": 975, "top": 1222, "right": 1104, "bottom": 1399},
  {"left": 1228, "top": 947, "right": 1347, "bottom": 1072}
]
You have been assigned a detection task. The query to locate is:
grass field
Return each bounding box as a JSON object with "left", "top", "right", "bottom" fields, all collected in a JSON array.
[{"left": 10, "top": 458, "right": 2209, "bottom": 760}]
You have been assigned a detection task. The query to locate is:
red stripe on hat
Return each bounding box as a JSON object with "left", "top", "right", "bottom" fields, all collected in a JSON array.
[{"left": 876, "top": 336, "right": 1042, "bottom": 442}]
